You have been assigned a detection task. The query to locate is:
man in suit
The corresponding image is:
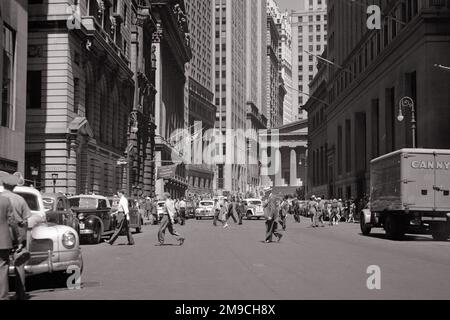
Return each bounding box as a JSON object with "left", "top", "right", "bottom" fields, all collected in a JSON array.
[
  {"left": 0, "top": 173, "right": 31, "bottom": 300},
  {"left": 263, "top": 194, "right": 282, "bottom": 243},
  {"left": 0, "top": 183, "right": 13, "bottom": 300}
]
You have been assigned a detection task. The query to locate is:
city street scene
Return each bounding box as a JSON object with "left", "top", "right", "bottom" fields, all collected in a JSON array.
[{"left": 1, "top": 0, "right": 450, "bottom": 304}]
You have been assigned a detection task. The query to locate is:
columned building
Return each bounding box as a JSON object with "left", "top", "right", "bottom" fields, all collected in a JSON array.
[
  {"left": 185, "top": 0, "right": 216, "bottom": 198},
  {"left": 26, "top": 0, "right": 135, "bottom": 195},
  {"left": 260, "top": 120, "right": 308, "bottom": 197},
  {"left": 128, "top": 1, "right": 158, "bottom": 198},
  {"left": 304, "top": 50, "right": 328, "bottom": 198},
  {"left": 319, "top": 0, "right": 450, "bottom": 201},
  {"left": 151, "top": 0, "right": 192, "bottom": 199},
  {"left": 0, "top": 0, "right": 27, "bottom": 175}
]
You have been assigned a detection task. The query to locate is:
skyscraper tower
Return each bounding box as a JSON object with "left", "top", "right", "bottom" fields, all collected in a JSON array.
[{"left": 291, "top": 0, "right": 328, "bottom": 120}]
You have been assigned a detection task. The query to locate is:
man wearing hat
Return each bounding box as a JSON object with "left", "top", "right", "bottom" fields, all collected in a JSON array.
[{"left": 0, "top": 171, "right": 31, "bottom": 300}]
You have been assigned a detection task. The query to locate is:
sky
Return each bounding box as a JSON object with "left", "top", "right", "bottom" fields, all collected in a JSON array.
[{"left": 276, "top": 0, "right": 304, "bottom": 12}]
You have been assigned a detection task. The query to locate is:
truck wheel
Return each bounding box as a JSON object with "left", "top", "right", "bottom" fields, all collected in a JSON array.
[
  {"left": 384, "top": 215, "right": 405, "bottom": 240},
  {"left": 431, "top": 223, "right": 450, "bottom": 241},
  {"left": 360, "top": 214, "right": 372, "bottom": 236}
]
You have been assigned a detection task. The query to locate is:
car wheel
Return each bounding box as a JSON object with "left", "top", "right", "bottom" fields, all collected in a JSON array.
[
  {"left": 90, "top": 224, "right": 102, "bottom": 244},
  {"left": 360, "top": 213, "right": 372, "bottom": 236}
]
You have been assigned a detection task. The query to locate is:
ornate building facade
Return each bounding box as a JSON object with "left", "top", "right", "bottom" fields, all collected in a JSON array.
[
  {"left": 151, "top": 0, "right": 192, "bottom": 199},
  {"left": 0, "top": 0, "right": 28, "bottom": 175},
  {"left": 25, "top": 0, "right": 136, "bottom": 195}
]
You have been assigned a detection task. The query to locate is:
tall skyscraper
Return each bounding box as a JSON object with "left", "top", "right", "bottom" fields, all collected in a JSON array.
[
  {"left": 278, "top": 11, "right": 294, "bottom": 125},
  {"left": 185, "top": 0, "right": 216, "bottom": 196},
  {"left": 291, "top": 0, "right": 328, "bottom": 120},
  {"left": 212, "top": 0, "right": 247, "bottom": 195},
  {"left": 266, "top": 3, "right": 282, "bottom": 128},
  {"left": 245, "top": 0, "right": 267, "bottom": 196}
]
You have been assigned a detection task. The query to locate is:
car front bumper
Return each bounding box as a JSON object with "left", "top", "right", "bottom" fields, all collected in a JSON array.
[{"left": 9, "top": 249, "right": 83, "bottom": 276}]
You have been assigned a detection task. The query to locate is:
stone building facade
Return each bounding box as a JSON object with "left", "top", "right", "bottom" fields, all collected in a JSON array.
[{"left": 0, "top": 0, "right": 27, "bottom": 175}]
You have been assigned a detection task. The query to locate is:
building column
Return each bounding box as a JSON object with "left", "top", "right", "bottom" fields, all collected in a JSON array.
[
  {"left": 67, "top": 138, "right": 78, "bottom": 195},
  {"left": 290, "top": 149, "right": 297, "bottom": 187},
  {"left": 275, "top": 148, "right": 282, "bottom": 186}
]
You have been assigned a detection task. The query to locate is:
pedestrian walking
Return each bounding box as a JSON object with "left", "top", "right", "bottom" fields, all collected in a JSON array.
[
  {"left": 178, "top": 198, "right": 187, "bottom": 225},
  {"left": 263, "top": 194, "right": 282, "bottom": 243},
  {"left": 317, "top": 197, "right": 325, "bottom": 227},
  {"left": 224, "top": 196, "right": 238, "bottom": 226},
  {"left": 237, "top": 197, "right": 244, "bottom": 225},
  {"left": 279, "top": 196, "right": 289, "bottom": 230},
  {"left": 308, "top": 196, "right": 319, "bottom": 227},
  {"left": 0, "top": 173, "right": 31, "bottom": 300},
  {"left": 337, "top": 199, "right": 344, "bottom": 225},
  {"left": 347, "top": 200, "right": 356, "bottom": 223},
  {"left": 107, "top": 190, "right": 135, "bottom": 246},
  {"left": 144, "top": 197, "right": 152, "bottom": 221},
  {"left": 158, "top": 193, "right": 185, "bottom": 245}
]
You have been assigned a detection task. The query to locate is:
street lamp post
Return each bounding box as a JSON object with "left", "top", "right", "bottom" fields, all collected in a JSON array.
[
  {"left": 397, "top": 96, "right": 416, "bottom": 148},
  {"left": 52, "top": 173, "right": 58, "bottom": 193}
]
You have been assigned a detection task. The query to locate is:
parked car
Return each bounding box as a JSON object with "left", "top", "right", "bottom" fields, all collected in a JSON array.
[
  {"left": 195, "top": 200, "right": 215, "bottom": 220},
  {"left": 9, "top": 186, "right": 83, "bottom": 282},
  {"left": 68, "top": 195, "right": 116, "bottom": 244},
  {"left": 243, "top": 199, "right": 265, "bottom": 220},
  {"left": 108, "top": 197, "right": 143, "bottom": 233},
  {"left": 43, "top": 193, "right": 80, "bottom": 234},
  {"left": 185, "top": 200, "right": 196, "bottom": 219}
]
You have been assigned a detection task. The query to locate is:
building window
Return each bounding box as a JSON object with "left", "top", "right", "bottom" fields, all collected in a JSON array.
[
  {"left": 73, "top": 78, "right": 80, "bottom": 115},
  {"left": 337, "top": 125, "right": 342, "bottom": 175},
  {"left": 1, "top": 25, "right": 15, "bottom": 128},
  {"left": 345, "top": 119, "right": 351, "bottom": 173},
  {"left": 27, "top": 71, "right": 42, "bottom": 109}
]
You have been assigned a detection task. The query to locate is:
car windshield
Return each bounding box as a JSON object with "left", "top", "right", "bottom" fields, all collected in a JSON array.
[
  {"left": 42, "top": 198, "right": 55, "bottom": 211},
  {"left": 200, "top": 201, "right": 214, "bottom": 206},
  {"left": 15, "top": 192, "right": 40, "bottom": 211},
  {"left": 248, "top": 200, "right": 262, "bottom": 206},
  {"left": 69, "top": 197, "right": 97, "bottom": 209}
]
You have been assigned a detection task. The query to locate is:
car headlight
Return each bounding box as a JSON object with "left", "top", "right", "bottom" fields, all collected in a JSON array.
[
  {"left": 62, "top": 231, "right": 76, "bottom": 249},
  {"left": 78, "top": 213, "right": 84, "bottom": 220}
]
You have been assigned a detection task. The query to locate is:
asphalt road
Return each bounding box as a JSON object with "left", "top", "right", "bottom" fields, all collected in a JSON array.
[{"left": 24, "top": 216, "right": 450, "bottom": 300}]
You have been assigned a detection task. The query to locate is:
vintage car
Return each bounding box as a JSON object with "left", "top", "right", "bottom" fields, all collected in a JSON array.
[
  {"left": 43, "top": 193, "right": 80, "bottom": 234},
  {"left": 108, "top": 197, "right": 143, "bottom": 233},
  {"left": 9, "top": 186, "right": 83, "bottom": 281},
  {"left": 68, "top": 195, "right": 116, "bottom": 244},
  {"left": 195, "top": 200, "right": 215, "bottom": 220},
  {"left": 243, "top": 198, "right": 265, "bottom": 220}
]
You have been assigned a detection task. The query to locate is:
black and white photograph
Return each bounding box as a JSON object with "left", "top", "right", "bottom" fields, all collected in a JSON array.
[{"left": 0, "top": 0, "right": 450, "bottom": 311}]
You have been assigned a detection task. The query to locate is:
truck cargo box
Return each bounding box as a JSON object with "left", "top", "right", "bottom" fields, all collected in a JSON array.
[{"left": 370, "top": 149, "right": 450, "bottom": 213}]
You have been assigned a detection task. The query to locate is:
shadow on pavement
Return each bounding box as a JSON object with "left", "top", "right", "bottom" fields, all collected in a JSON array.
[{"left": 360, "top": 232, "right": 440, "bottom": 242}]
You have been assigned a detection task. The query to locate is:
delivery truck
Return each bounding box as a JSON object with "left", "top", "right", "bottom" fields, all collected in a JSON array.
[{"left": 360, "top": 149, "right": 450, "bottom": 240}]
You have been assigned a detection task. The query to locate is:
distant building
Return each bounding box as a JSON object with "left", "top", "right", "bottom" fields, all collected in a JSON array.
[
  {"left": 0, "top": 0, "right": 27, "bottom": 175},
  {"left": 212, "top": 0, "right": 248, "bottom": 195},
  {"left": 245, "top": 0, "right": 267, "bottom": 196},
  {"left": 266, "top": 7, "right": 282, "bottom": 128},
  {"left": 291, "top": 0, "right": 327, "bottom": 120},
  {"left": 185, "top": 0, "right": 216, "bottom": 197}
]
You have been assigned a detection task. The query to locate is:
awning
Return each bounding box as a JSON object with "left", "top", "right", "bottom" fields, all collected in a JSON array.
[{"left": 157, "top": 164, "right": 185, "bottom": 180}]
